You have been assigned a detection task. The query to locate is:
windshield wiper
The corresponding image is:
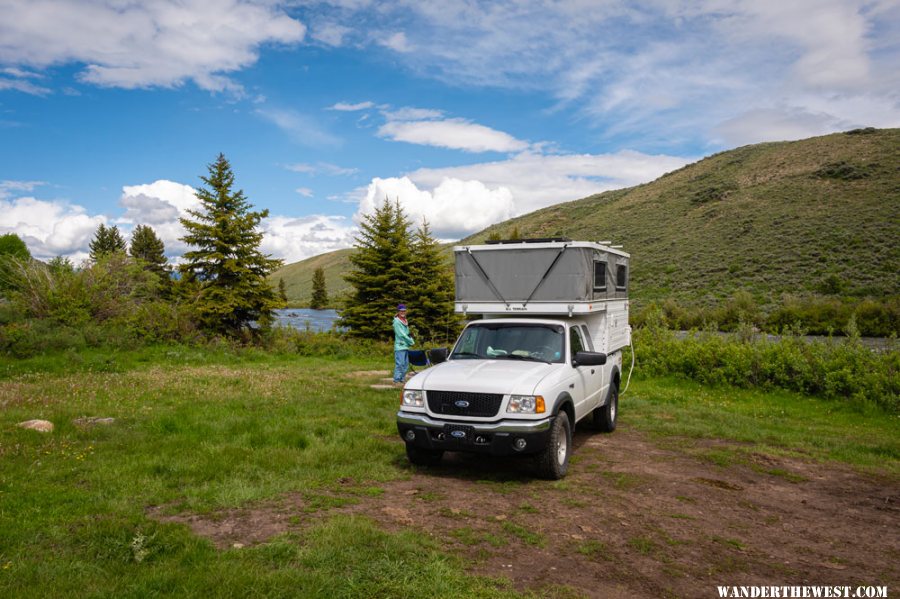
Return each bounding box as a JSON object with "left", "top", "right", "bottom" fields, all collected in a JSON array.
[
  {"left": 450, "top": 352, "right": 482, "bottom": 359},
  {"left": 501, "top": 354, "right": 551, "bottom": 364}
]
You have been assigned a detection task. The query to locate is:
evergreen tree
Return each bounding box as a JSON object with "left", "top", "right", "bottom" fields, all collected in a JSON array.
[
  {"left": 341, "top": 198, "right": 414, "bottom": 340},
  {"left": 278, "top": 278, "right": 288, "bottom": 303},
  {"left": 310, "top": 267, "right": 328, "bottom": 309},
  {"left": 129, "top": 224, "right": 169, "bottom": 282},
  {"left": 179, "top": 154, "right": 282, "bottom": 336},
  {"left": 89, "top": 224, "right": 127, "bottom": 261},
  {"left": 408, "top": 219, "right": 460, "bottom": 344}
]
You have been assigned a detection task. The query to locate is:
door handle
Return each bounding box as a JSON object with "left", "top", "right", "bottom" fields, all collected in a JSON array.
[
  {"left": 591, "top": 369, "right": 595, "bottom": 374},
  {"left": 569, "top": 383, "right": 574, "bottom": 389}
]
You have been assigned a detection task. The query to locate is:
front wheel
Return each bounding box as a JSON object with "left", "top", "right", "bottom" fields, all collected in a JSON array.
[
  {"left": 406, "top": 444, "right": 444, "bottom": 467},
  {"left": 593, "top": 383, "right": 618, "bottom": 432},
  {"left": 534, "top": 412, "right": 571, "bottom": 480}
]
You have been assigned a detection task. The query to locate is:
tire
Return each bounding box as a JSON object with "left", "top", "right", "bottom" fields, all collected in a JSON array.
[
  {"left": 406, "top": 444, "right": 444, "bottom": 466},
  {"left": 593, "top": 382, "right": 618, "bottom": 433},
  {"left": 534, "top": 412, "right": 572, "bottom": 480}
]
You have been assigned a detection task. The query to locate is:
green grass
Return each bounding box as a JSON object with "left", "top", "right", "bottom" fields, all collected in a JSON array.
[
  {"left": 623, "top": 377, "right": 900, "bottom": 474},
  {"left": 1, "top": 346, "right": 898, "bottom": 596},
  {"left": 0, "top": 349, "right": 523, "bottom": 598}
]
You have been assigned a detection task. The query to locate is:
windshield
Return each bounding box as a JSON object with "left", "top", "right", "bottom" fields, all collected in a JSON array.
[{"left": 450, "top": 323, "right": 565, "bottom": 363}]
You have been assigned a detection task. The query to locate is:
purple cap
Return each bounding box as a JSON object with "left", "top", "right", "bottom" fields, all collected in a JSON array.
[{"left": 397, "top": 304, "right": 407, "bottom": 311}]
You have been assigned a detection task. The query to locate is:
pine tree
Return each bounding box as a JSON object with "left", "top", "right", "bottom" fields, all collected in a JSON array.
[
  {"left": 408, "top": 219, "right": 460, "bottom": 344},
  {"left": 310, "top": 267, "right": 328, "bottom": 309},
  {"left": 341, "top": 198, "right": 414, "bottom": 340},
  {"left": 179, "top": 154, "right": 282, "bottom": 336},
  {"left": 129, "top": 224, "right": 169, "bottom": 283},
  {"left": 89, "top": 224, "right": 127, "bottom": 261},
  {"left": 278, "top": 278, "right": 288, "bottom": 303}
]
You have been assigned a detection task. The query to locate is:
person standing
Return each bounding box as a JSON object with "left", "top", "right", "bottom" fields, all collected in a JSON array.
[{"left": 393, "top": 304, "right": 415, "bottom": 385}]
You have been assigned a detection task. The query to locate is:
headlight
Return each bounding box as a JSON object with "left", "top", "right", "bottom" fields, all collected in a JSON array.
[
  {"left": 402, "top": 389, "right": 424, "bottom": 407},
  {"left": 507, "top": 395, "right": 545, "bottom": 414}
]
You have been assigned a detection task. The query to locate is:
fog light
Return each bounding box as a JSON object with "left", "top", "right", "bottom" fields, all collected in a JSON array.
[
  {"left": 475, "top": 435, "right": 487, "bottom": 444},
  {"left": 405, "top": 430, "right": 416, "bottom": 442},
  {"left": 513, "top": 438, "right": 527, "bottom": 451}
]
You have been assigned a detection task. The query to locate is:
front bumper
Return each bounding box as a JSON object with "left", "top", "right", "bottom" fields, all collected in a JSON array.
[{"left": 397, "top": 411, "right": 552, "bottom": 456}]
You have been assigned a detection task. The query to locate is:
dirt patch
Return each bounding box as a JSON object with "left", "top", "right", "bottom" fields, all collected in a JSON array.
[
  {"left": 345, "top": 370, "right": 390, "bottom": 378},
  {"left": 148, "top": 426, "right": 899, "bottom": 598}
]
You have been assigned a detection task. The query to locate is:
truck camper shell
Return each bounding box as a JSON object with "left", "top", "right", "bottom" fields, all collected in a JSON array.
[{"left": 454, "top": 239, "right": 630, "bottom": 316}]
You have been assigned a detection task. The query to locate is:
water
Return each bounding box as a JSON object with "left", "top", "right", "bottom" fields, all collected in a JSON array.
[{"left": 274, "top": 308, "right": 341, "bottom": 332}]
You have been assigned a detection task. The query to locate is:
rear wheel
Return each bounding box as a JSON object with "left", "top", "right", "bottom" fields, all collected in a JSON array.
[
  {"left": 406, "top": 444, "right": 444, "bottom": 466},
  {"left": 534, "top": 412, "right": 571, "bottom": 480},
  {"left": 593, "top": 382, "right": 618, "bottom": 432}
]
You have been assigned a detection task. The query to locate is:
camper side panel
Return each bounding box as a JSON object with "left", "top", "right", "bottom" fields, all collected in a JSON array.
[
  {"left": 582, "top": 300, "right": 630, "bottom": 354},
  {"left": 455, "top": 247, "right": 595, "bottom": 303}
]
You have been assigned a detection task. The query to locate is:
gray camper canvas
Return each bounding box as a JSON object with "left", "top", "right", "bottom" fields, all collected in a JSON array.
[{"left": 454, "top": 240, "right": 629, "bottom": 315}]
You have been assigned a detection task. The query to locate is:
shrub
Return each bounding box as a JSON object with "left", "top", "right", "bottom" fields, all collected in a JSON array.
[{"left": 632, "top": 320, "right": 899, "bottom": 413}]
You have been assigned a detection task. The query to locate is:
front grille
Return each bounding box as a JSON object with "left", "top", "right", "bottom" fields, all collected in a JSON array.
[
  {"left": 427, "top": 390, "right": 503, "bottom": 417},
  {"left": 443, "top": 423, "right": 474, "bottom": 444}
]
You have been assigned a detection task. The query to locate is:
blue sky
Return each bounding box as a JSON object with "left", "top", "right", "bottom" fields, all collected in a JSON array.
[{"left": 1, "top": 0, "right": 898, "bottom": 264}]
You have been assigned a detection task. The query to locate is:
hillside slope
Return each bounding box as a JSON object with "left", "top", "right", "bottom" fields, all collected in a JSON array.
[
  {"left": 272, "top": 128, "right": 900, "bottom": 307},
  {"left": 270, "top": 248, "right": 353, "bottom": 307}
]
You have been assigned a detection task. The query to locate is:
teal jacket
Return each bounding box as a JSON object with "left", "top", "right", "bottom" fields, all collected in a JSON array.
[{"left": 393, "top": 316, "right": 415, "bottom": 351}]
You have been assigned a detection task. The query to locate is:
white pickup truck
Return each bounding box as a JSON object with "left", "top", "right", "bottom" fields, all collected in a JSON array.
[{"left": 396, "top": 239, "right": 631, "bottom": 479}]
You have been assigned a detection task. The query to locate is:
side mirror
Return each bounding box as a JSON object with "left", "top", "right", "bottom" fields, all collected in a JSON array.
[
  {"left": 428, "top": 347, "right": 449, "bottom": 365},
  {"left": 573, "top": 351, "right": 607, "bottom": 367}
]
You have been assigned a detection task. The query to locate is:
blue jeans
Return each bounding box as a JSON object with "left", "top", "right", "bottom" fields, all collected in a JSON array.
[{"left": 393, "top": 350, "right": 409, "bottom": 383}]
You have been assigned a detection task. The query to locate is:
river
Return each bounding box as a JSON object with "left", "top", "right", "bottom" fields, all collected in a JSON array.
[{"left": 273, "top": 308, "right": 341, "bottom": 332}]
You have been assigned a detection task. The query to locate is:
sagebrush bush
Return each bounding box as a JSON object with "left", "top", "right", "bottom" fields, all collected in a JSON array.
[
  {"left": 633, "top": 294, "right": 899, "bottom": 337},
  {"left": 632, "top": 312, "right": 899, "bottom": 413}
]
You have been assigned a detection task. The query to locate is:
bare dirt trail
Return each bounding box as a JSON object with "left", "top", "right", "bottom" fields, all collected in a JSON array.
[{"left": 152, "top": 424, "right": 899, "bottom": 598}]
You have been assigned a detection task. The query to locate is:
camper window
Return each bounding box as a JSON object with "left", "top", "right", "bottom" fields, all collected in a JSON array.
[
  {"left": 593, "top": 261, "right": 607, "bottom": 291},
  {"left": 616, "top": 264, "right": 628, "bottom": 290}
]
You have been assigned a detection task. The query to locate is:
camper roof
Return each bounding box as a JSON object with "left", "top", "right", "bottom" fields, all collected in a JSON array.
[{"left": 455, "top": 239, "right": 630, "bottom": 259}]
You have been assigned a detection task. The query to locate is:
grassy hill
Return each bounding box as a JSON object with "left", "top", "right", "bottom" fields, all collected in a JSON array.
[
  {"left": 272, "top": 128, "right": 900, "bottom": 311},
  {"left": 271, "top": 248, "right": 353, "bottom": 308}
]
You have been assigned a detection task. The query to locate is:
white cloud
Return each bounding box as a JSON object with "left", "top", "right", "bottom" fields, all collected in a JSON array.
[
  {"left": 378, "top": 118, "right": 529, "bottom": 153},
  {"left": 405, "top": 150, "right": 690, "bottom": 218},
  {"left": 285, "top": 162, "right": 358, "bottom": 176},
  {"left": 383, "top": 107, "right": 444, "bottom": 121},
  {"left": 0, "top": 178, "right": 357, "bottom": 265},
  {"left": 379, "top": 32, "right": 411, "bottom": 53},
  {"left": 311, "top": 22, "right": 352, "bottom": 46},
  {"left": 0, "top": 195, "right": 103, "bottom": 262},
  {"left": 0, "top": 0, "right": 305, "bottom": 92},
  {"left": 256, "top": 107, "right": 342, "bottom": 147},
  {"left": 116, "top": 180, "right": 200, "bottom": 256},
  {"left": 329, "top": 101, "right": 374, "bottom": 111},
  {"left": 0, "top": 77, "right": 51, "bottom": 95},
  {"left": 260, "top": 214, "right": 356, "bottom": 263},
  {"left": 295, "top": 187, "right": 314, "bottom": 197},
  {"left": 305, "top": 0, "right": 900, "bottom": 147},
  {"left": 0, "top": 180, "right": 46, "bottom": 200},
  {"left": 358, "top": 176, "right": 514, "bottom": 239}
]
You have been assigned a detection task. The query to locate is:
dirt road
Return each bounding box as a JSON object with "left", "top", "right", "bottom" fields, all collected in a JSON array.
[{"left": 153, "top": 425, "right": 899, "bottom": 598}]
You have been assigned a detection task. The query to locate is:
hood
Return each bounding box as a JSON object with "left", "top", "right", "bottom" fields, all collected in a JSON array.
[{"left": 411, "top": 359, "right": 558, "bottom": 396}]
